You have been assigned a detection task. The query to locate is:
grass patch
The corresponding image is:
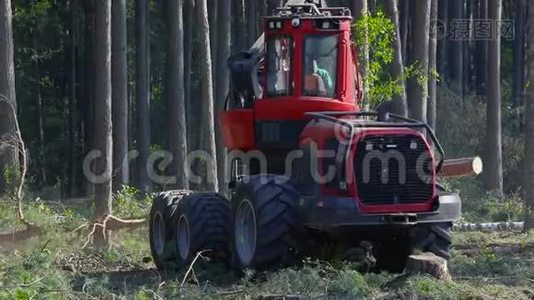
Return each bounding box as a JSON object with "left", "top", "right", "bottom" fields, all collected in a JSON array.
[{"left": 0, "top": 197, "right": 533, "bottom": 299}]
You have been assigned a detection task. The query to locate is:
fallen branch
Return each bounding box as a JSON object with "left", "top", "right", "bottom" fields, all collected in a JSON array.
[
  {"left": 181, "top": 250, "right": 210, "bottom": 288},
  {"left": 81, "top": 214, "right": 147, "bottom": 249},
  {"left": 0, "top": 97, "right": 43, "bottom": 247}
]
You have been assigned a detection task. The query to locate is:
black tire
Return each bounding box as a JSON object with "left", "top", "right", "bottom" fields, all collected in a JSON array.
[
  {"left": 231, "top": 175, "right": 300, "bottom": 270},
  {"left": 171, "top": 192, "right": 231, "bottom": 268},
  {"left": 410, "top": 222, "right": 453, "bottom": 259},
  {"left": 149, "top": 190, "right": 192, "bottom": 271},
  {"left": 374, "top": 223, "right": 452, "bottom": 273},
  {"left": 374, "top": 237, "right": 412, "bottom": 273}
]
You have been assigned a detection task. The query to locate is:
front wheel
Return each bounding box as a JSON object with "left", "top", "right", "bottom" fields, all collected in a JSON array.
[{"left": 231, "top": 175, "right": 300, "bottom": 270}]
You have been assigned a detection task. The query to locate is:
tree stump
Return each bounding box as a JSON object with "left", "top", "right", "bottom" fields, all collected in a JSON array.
[{"left": 404, "top": 252, "right": 452, "bottom": 281}]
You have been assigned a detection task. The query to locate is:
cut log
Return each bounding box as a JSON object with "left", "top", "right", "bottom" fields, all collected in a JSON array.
[
  {"left": 0, "top": 220, "right": 43, "bottom": 246},
  {"left": 405, "top": 252, "right": 452, "bottom": 281},
  {"left": 439, "top": 156, "right": 483, "bottom": 178}
]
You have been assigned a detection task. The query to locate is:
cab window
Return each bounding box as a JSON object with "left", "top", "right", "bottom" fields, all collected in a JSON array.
[
  {"left": 302, "top": 35, "right": 338, "bottom": 98},
  {"left": 266, "top": 36, "right": 292, "bottom": 97}
]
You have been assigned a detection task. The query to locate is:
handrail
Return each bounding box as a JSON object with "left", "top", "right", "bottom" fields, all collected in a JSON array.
[{"left": 305, "top": 111, "right": 445, "bottom": 174}]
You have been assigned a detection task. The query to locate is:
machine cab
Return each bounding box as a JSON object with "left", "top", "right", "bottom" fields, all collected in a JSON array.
[{"left": 219, "top": 4, "right": 361, "bottom": 151}]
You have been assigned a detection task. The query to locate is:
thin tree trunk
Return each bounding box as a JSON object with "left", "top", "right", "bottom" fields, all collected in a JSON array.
[
  {"left": 68, "top": 0, "right": 78, "bottom": 197},
  {"left": 384, "top": 0, "right": 407, "bottom": 116},
  {"left": 406, "top": 1, "right": 430, "bottom": 122},
  {"left": 234, "top": 0, "right": 246, "bottom": 51},
  {"left": 215, "top": 0, "right": 231, "bottom": 193},
  {"left": 197, "top": 0, "right": 218, "bottom": 191},
  {"left": 246, "top": 0, "right": 257, "bottom": 46},
  {"left": 449, "top": 0, "right": 464, "bottom": 98},
  {"left": 83, "top": 0, "right": 96, "bottom": 197},
  {"left": 0, "top": 0, "right": 18, "bottom": 195},
  {"left": 112, "top": 0, "right": 129, "bottom": 192},
  {"left": 463, "top": 0, "right": 472, "bottom": 93},
  {"left": 437, "top": 0, "right": 448, "bottom": 82},
  {"left": 93, "top": 0, "right": 113, "bottom": 247},
  {"left": 428, "top": 0, "right": 438, "bottom": 129},
  {"left": 136, "top": 0, "right": 151, "bottom": 192},
  {"left": 184, "top": 0, "right": 197, "bottom": 155},
  {"left": 484, "top": 0, "right": 503, "bottom": 196},
  {"left": 184, "top": 0, "right": 193, "bottom": 120},
  {"left": 513, "top": 0, "right": 526, "bottom": 107},
  {"left": 209, "top": 0, "right": 218, "bottom": 81},
  {"left": 475, "top": 0, "right": 487, "bottom": 95},
  {"left": 352, "top": 0, "right": 369, "bottom": 105},
  {"left": 400, "top": 0, "right": 409, "bottom": 63},
  {"left": 525, "top": 0, "right": 534, "bottom": 231},
  {"left": 35, "top": 66, "right": 46, "bottom": 185},
  {"left": 165, "top": 0, "right": 189, "bottom": 189}
]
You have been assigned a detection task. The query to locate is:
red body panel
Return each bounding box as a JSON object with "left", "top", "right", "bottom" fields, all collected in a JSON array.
[
  {"left": 300, "top": 121, "right": 437, "bottom": 214},
  {"left": 254, "top": 98, "right": 356, "bottom": 121},
  {"left": 219, "top": 109, "right": 255, "bottom": 150}
]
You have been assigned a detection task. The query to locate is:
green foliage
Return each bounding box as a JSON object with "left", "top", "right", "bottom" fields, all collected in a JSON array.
[
  {"left": 0, "top": 251, "right": 71, "bottom": 299},
  {"left": 354, "top": 11, "right": 401, "bottom": 107},
  {"left": 113, "top": 185, "right": 153, "bottom": 218}
]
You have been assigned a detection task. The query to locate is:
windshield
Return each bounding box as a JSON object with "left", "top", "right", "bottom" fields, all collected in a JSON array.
[
  {"left": 302, "top": 35, "right": 338, "bottom": 98},
  {"left": 266, "top": 36, "right": 292, "bottom": 97}
]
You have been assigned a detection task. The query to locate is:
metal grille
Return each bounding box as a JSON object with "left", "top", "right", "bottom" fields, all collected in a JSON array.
[{"left": 354, "top": 135, "right": 433, "bottom": 205}]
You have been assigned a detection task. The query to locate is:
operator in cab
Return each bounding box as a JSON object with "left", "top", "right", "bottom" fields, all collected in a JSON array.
[{"left": 303, "top": 57, "right": 334, "bottom": 97}]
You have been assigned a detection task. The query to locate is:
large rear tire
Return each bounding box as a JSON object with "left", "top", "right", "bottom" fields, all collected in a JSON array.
[
  {"left": 171, "top": 192, "right": 231, "bottom": 268},
  {"left": 410, "top": 222, "right": 453, "bottom": 259},
  {"left": 231, "top": 175, "right": 300, "bottom": 270},
  {"left": 375, "top": 222, "right": 452, "bottom": 273},
  {"left": 149, "top": 190, "right": 192, "bottom": 271}
]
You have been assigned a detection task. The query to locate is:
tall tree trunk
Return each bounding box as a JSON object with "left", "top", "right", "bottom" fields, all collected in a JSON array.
[
  {"left": 184, "top": 0, "right": 198, "bottom": 154},
  {"left": 475, "top": 0, "right": 488, "bottom": 96},
  {"left": 93, "top": 0, "right": 113, "bottom": 246},
  {"left": 234, "top": 0, "right": 246, "bottom": 51},
  {"left": 246, "top": 0, "right": 257, "bottom": 46},
  {"left": 0, "top": 0, "right": 17, "bottom": 195},
  {"left": 196, "top": 0, "right": 219, "bottom": 191},
  {"left": 68, "top": 0, "right": 78, "bottom": 197},
  {"left": 513, "top": 0, "right": 526, "bottom": 107},
  {"left": 400, "top": 0, "right": 410, "bottom": 63},
  {"left": 136, "top": 0, "right": 151, "bottom": 192},
  {"left": 208, "top": 0, "right": 218, "bottom": 81},
  {"left": 184, "top": 0, "right": 193, "bottom": 119},
  {"left": 525, "top": 0, "right": 534, "bottom": 231},
  {"left": 83, "top": 0, "right": 96, "bottom": 197},
  {"left": 112, "top": 0, "right": 129, "bottom": 192},
  {"left": 484, "top": 0, "right": 503, "bottom": 196},
  {"left": 449, "top": 0, "right": 464, "bottom": 98},
  {"left": 463, "top": 0, "right": 472, "bottom": 94},
  {"left": 165, "top": 0, "right": 189, "bottom": 189},
  {"left": 437, "top": 0, "right": 448, "bottom": 82},
  {"left": 428, "top": 0, "right": 438, "bottom": 129},
  {"left": 352, "top": 0, "right": 369, "bottom": 105},
  {"left": 406, "top": 1, "right": 430, "bottom": 122},
  {"left": 384, "top": 0, "right": 407, "bottom": 116},
  {"left": 215, "top": 0, "right": 231, "bottom": 193}
]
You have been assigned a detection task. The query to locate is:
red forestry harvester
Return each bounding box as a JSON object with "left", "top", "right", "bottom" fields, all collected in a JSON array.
[{"left": 149, "top": 2, "right": 466, "bottom": 272}]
